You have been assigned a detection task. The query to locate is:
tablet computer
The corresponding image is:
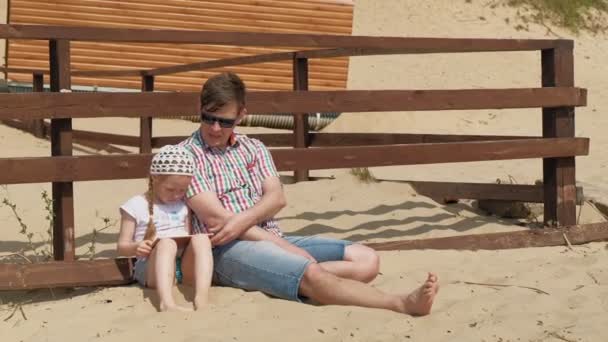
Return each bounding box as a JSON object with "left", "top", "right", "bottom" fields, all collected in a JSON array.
[{"left": 151, "top": 235, "right": 193, "bottom": 249}]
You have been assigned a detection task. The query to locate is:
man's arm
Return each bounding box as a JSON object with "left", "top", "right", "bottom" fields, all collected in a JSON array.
[
  {"left": 187, "top": 185, "right": 315, "bottom": 261},
  {"left": 227, "top": 175, "right": 286, "bottom": 232},
  {"left": 187, "top": 191, "right": 233, "bottom": 231},
  {"left": 187, "top": 185, "right": 284, "bottom": 243},
  {"left": 186, "top": 190, "right": 273, "bottom": 238}
]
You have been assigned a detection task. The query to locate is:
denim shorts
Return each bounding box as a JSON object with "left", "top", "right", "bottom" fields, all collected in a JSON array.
[{"left": 212, "top": 235, "right": 352, "bottom": 302}]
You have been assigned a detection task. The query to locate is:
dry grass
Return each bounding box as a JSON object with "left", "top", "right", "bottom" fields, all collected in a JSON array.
[
  {"left": 349, "top": 167, "right": 378, "bottom": 183},
  {"left": 506, "top": 0, "right": 608, "bottom": 33}
]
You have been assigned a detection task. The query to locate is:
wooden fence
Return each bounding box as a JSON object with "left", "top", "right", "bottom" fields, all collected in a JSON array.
[{"left": 0, "top": 24, "right": 602, "bottom": 290}]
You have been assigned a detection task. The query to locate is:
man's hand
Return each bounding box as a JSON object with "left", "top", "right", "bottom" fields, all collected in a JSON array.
[
  {"left": 209, "top": 213, "right": 251, "bottom": 246},
  {"left": 136, "top": 240, "right": 154, "bottom": 257}
]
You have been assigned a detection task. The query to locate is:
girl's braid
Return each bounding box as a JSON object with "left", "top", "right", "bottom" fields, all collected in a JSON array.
[{"left": 143, "top": 176, "right": 157, "bottom": 241}]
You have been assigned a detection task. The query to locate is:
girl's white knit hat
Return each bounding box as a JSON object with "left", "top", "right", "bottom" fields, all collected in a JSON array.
[{"left": 150, "top": 145, "right": 195, "bottom": 176}]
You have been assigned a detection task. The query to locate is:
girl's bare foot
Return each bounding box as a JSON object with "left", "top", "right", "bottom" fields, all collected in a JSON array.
[
  {"left": 194, "top": 295, "right": 208, "bottom": 311},
  {"left": 160, "top": 301, "right": 193, "bottom": 312},
  {"left": 401, "top": 273, "right": 439, "bottom": 316}
]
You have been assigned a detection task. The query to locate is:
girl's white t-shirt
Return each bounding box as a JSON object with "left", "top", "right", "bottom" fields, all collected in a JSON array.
[{"left": 120, "top": 194, "right": 190, "bottom": 243}]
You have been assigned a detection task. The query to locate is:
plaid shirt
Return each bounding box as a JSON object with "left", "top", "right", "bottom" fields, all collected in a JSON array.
[{"left": 180, "top": 130, "right": 283, "bottom": 236}]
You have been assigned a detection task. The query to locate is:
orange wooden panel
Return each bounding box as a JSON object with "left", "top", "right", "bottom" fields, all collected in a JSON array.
[{"left": 7, "top": 0, "right": 352, "bottom": 91}]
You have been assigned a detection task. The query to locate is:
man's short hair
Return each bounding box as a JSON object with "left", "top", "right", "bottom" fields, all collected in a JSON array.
[{"left": 200, "top": 72, "right": 246, "bottom": 113}]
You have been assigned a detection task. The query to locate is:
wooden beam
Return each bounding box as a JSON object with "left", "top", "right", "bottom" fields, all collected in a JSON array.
[
  {"left": 1, "top": 118, "right": 138, "bottom": 150},
  {"left": 29, "top": 72, "right": 46, "bottom": 138},
  {"left": 271, "top": 137, "right": 589, "bottom": 171},
  {"left": 152, "top": 136, "right": 189, "bottom": 148},
  {"left": 146, "top": 51, "right": 295, "bottom": 76},
  {"left": 72, "top": 137, "right": 132, "bottom": 154},
  {"left": 293, "top": 56, "right": 310, "bottom": 182},
  {"left": 72, "top": 129, "right": 140, "bottom": 147},
  {"left": 404, "top": 180, "right": 583, "bottom": 204},
  {"left": 71, "top": 69, "right": 144, "bottom": 77},
  {"left": 297, "top": 44, "right": 580, "bottom": 59},
  {"left": 150, "top": 133, "right": 536, "bottom": 149},
  {"left": 304, "top": 133, "right": 537, "bottom": 147},
  {"left": 0, "top": 24, "right": 568, "bottom": 51},
  {"left": 140, "top": 75, "right": 154, "bottom": 154},
  {"left": 0, "top": 66, "right": 49, "bottom": 75},
  {"left": 0, "top": 154, "right": 152, "bottom": 184},
  {"left": 0, "top": 88, "right": 586, "bottom": 120},
  {"left": 49, "top": 39, "right": 75, "bottom": 262},
  {"left": 0, "top": 92, "right": 199, "bottom": 120},
  {"left": 0, "top": 258, "right": 133, "bottom": 290},
  {"left": 542, "top": 45, "right": 577, "bottom": 227},
  {"left": 365, "top": 222, "right": 608, "bottom": 251},
  {"left": 246, "top": 87, "right": 587, "bottom": 114},
  {"left": 148, "top": 133, "right": 540, "bottom": 149},
  {"left": 0, "top": 138, "right": 588, "bottom": 184}
]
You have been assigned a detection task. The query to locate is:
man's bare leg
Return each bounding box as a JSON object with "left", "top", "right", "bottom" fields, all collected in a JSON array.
[
  {"left": 318, "top": 244, "right": 380, "bottom": 283},
  {"left": 300, "top": 263, "right": 439, "bottom": 316}
]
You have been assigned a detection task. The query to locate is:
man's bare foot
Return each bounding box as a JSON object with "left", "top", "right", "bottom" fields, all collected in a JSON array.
[
  {"left": 160, "top": 302, "right": 193, "bottom": 312},
  {"left": 194, "top": 295, "right": 208, "bottom": 311},
  {"left": 401, "top": 273, "right": 439, "bottom": 316}
]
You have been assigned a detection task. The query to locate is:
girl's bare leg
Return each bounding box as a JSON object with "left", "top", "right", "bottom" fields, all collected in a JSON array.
[
  {"left": 181, "top": 234, "right": 214, "bottom": 310},
  {"left": 146, "top": 238, "right": 192, "bottom": 312}
]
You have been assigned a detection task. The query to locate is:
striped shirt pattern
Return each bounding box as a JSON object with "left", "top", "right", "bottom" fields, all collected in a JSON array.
[{"left": 181, "top": 130, "right": 283, "bottom": 236}]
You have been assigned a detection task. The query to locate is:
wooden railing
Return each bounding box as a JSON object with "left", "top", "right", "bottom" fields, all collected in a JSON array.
[{"left": 0, "top": 24, "right": 594, "bottom": 289}]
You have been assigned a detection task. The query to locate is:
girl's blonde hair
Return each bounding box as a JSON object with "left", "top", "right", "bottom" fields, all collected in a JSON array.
[
  {"left": 143, "top": 177, "right": 157, "bottom": 241},
  {"left": 142, "top": 145, "right": 195, "bottom": 241}
]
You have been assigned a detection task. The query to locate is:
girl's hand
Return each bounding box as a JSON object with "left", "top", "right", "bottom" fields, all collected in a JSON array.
[{"left": 136, "top": 240, "right": 154, "bottom": 257}]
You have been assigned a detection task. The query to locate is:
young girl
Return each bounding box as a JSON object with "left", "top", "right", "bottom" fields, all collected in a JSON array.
[{"left": 117, "top": 145, "right": 213, "bottom": 312}]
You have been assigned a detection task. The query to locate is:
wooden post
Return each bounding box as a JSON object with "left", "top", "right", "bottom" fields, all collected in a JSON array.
[
  {"left": 30, "top": 72, "right": 45, "bottom": 138},
  {"left": 49, "top": 39, "right": 75, "bottom": 261},
  {"left": 140, "top": 74, "right": 154, "bottom": 153},
  {"left": 541, "top": 41, "right": 577, "bottom": 227},
  {"left": 292, "top": 55, "right": 310, "bottom": 182}
]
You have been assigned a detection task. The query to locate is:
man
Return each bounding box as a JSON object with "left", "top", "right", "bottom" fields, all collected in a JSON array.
[{"left": 181, "top": 72, "right": 438, "bottom": 315}]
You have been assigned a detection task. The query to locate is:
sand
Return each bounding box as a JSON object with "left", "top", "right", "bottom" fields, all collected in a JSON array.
[{"left": 2, "top": 1, "right": 608, "bottom": 341}]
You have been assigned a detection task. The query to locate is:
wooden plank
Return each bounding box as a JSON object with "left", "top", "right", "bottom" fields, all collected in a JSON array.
[
  {"left": 0, "top": 154, "right": 152, "bottom": 184},
  {"left": 271, "top": 138, "right": 589, "bottom": 171},
  {"left": 147, "top": 51, "right": 295, "bottom": 76},
  {"left": 405, "top": 181, "right": 583, "bottom": 204},
  {"left": 246, "top": 88, "right": 587, "bottom": 114},
  {"left": 73, "top": 129, "right": 140, "bottom": 147},
  {"left": 152, "top": 136, "right": 185, "bottom": 148},
  {"left": 0, "top": 117, "right": 138, "bottom": 148},
  {"left": 11, "top": 0, "right": 353, "bottom": 25},
  {"left": 49, "top": 39, "right": 75, "bottom": 262},
  {"left": 10, "top": 2, "right": 352, "bottom": 34},
  {"left": 305, "top": 133, "right": 536, "bottom": 147},
  {"left": 73, "top": 137, "right": 132, "bottom": 154},
  {"left": 0, "top": 66, "right": 49, "bottom": 74},
  {"left": 542, "top": 45, "right": 577, "bottom": 227},
  {"left": 151, "top": 133, "right": 538, "bottom": 149},
  {"left": 0, "top": 92, "right": 200, "bottom": 119},
  {"left": 0, "top": 138, "right": 589, "bottom": 184},
  {"left": 71, "top": 69, "right": 144, "bottom": 77},
  {"left": 0, "top": 258, "right": 133, "bottom": 290},
  {"left": 365, "top": 222, "right": 608, "bottom": 251},
  {"left": 0, "top": 88, "right": 587, "bottom": 120},
  {"left": 296, "top": 44, "right": 585, "bottom": 59},
  {"left": 139, "top": 75, "right": 154, "bottom": 153},
  {"left": 29, "top": 72, "right": 46, "bottom": 138},
  {"left": 293, "top": 56, "right": 310, "bottom": 182},
  {"left": 0, "top": 24, "right": 567, "bottom": 51}
]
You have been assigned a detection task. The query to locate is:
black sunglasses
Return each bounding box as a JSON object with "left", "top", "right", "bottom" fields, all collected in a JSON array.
[{"left": 200, "top": 111, "right": 237, "bottom": 128}]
